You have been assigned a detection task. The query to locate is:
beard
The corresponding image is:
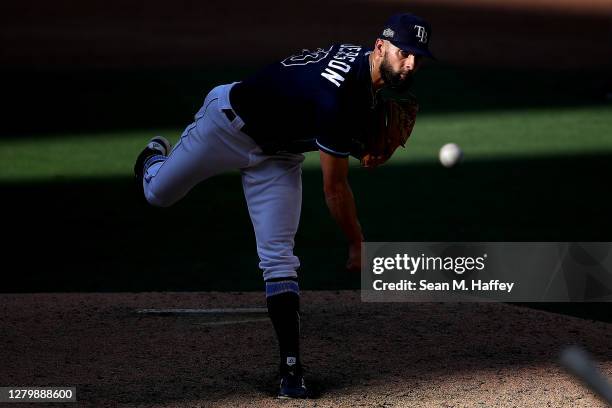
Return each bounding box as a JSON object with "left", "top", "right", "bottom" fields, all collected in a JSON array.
[{"left": 379, "top": 53, "right": 413, "bottom": 89}]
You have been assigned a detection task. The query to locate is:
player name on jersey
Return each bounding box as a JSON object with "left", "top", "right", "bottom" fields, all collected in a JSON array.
[{"left": 321, "top": 44, "right": 363, "bottom": 87}]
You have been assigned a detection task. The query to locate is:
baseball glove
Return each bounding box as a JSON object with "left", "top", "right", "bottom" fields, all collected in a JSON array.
[{"left": 358, "top": 88, "right": 419, "bottom": 168}]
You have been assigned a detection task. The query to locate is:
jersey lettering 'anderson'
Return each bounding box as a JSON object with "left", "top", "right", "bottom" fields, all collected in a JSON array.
[{"left": 229, "top": 44, "right": 375, "bottom": 157}]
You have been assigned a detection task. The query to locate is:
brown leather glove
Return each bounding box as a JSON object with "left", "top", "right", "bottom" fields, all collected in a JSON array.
[{"left": 360, "top": 89, "right": 419, "bottom": 168}]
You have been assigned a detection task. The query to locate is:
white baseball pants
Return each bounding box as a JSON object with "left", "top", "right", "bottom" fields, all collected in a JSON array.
[{"left": 143, "top": 83, "right": 304, "bottom": 281}]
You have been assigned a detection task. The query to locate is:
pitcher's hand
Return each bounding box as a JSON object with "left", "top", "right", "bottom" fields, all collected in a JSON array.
[{"left": 346, "top": 242, "right": 362, "bottom": 273}]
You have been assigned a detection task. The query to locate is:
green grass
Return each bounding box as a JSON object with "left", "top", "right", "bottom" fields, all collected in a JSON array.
[
  {"left": 1, "top": 105, "right": 611, "bottom": 181},
  {"left": 402, "top": 106, "right": 612, "bottom": 160},
  {"left": 2, "top": 67, "right": 610, "bottom": 322},
  {"left": 1, "top": 104, "right": 612, "bottom": 295}
]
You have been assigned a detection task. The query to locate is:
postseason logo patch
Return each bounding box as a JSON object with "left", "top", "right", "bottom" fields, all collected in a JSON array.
[{"left": 382, "top": 28, "right": 395, "bottom": 39}]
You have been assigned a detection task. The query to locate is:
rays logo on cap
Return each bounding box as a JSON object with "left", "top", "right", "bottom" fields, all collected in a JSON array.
[
  {"left": 382, "top": 28, "right": 395, "bottom": 39},
  {"left": 415, "top": 25, "right": 428, "bottom": 43}
]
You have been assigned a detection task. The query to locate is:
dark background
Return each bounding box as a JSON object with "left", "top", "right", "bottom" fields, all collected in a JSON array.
[{"left": 1, "top": 0, "right": 611, "bottom": 136}]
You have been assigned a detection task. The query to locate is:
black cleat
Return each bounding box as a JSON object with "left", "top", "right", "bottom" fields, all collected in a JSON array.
[
  {"left": 278, "top": 364, "right": 308, "bottom": 399},
  {"left": 133, "top": 136, "right": 171, "bottom": 180}
]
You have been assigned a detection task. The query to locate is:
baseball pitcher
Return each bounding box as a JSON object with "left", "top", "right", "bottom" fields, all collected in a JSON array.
[{"left": 134, "top": 13, "right": 434, "bottom": 399}]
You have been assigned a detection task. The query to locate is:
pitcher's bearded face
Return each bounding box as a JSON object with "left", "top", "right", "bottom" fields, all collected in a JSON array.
[{"left": 379, "top": 52, "right": 413, "bottom": 88}]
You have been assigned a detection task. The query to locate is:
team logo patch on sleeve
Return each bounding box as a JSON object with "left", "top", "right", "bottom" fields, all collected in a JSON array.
[{"left": 281, "top": 47, "right": 332, "bottom": 67}]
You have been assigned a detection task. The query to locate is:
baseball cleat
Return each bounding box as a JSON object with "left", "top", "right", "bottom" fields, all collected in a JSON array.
[
  {"left": 278, "top": 371, "right": 308, "bottom": 399},
  {"left": 133, "top": 136, "right": 172, "bottom": 180}
]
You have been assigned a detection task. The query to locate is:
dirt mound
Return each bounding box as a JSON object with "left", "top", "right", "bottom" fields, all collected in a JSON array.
[{"left": 1, "top": 291, "right": 610, "bottom": 406}]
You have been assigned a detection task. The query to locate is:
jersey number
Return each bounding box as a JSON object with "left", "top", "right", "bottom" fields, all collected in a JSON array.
[{"left": 281, "top": 47, "right": 332, "bottom": 67}]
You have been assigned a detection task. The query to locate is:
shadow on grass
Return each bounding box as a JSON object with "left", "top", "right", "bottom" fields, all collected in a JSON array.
[{"left": 3, "top": 151, "right": 611, "bottom": 293}]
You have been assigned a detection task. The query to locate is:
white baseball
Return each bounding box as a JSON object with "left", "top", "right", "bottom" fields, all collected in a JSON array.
[{"left": 439, "top": 143, "right": 463, "bottom": 168}]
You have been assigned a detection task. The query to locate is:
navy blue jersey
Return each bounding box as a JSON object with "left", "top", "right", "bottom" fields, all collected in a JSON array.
[{"left": 229, "top": 44, "right": 375, "bottom": 158}]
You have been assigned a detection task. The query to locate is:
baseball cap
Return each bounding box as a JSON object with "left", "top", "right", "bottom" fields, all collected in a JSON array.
[{"left": 380, "top": 13, "right": 435, "bottom": 59}]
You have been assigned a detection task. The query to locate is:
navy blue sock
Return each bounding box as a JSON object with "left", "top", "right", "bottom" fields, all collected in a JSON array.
[{"left": 265, "top": 278, "right": 301, "bottom": 374}]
